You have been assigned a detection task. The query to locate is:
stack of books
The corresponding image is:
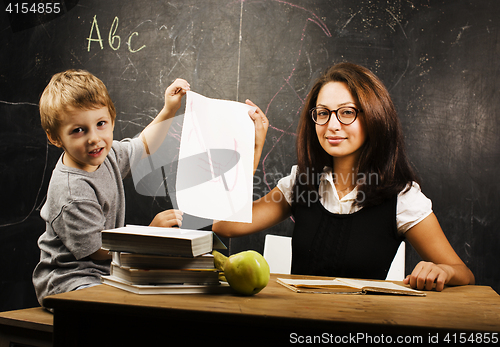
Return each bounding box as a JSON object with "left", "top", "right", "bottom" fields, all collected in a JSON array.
[{"left": 100, "top": 225, "right": 230, "bottom": 294}]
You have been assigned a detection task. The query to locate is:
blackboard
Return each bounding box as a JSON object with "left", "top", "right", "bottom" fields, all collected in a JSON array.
[{"left": 1, "top": 0, "right": 499, "bottom": 311}]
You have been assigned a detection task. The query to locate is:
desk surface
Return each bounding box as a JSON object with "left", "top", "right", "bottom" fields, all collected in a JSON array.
[
  {"left": 44, "top": 274, "right": 500, "bottom": 335},
  {"left": 0, "top": 307, "right": 53, "bottom": 332}
]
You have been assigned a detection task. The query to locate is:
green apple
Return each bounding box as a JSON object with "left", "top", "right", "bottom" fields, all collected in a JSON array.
[{"left": 224, "top": 250, "right": 270, "bottom": 295}]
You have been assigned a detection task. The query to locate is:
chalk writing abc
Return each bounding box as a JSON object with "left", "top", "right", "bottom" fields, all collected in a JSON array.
[{"left": 87, "top": 15, "right": 146, "bottom": 53}]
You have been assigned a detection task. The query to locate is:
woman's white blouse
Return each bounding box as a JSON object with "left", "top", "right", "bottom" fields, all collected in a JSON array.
[{"left": 276, "top": 165, "right": 432, "bottom": 235}]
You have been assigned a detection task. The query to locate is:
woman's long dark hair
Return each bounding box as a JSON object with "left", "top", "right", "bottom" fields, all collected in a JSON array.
[{"left": 292, "top": 62, "right": 419, "bottom": 208}]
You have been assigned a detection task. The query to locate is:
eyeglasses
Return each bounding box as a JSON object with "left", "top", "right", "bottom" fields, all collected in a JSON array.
[{"left": 310, "top": 106, "right": 361, "bottom": 125}]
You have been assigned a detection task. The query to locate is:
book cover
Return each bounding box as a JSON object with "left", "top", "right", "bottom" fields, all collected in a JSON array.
[
  {"left": 111, "top": 252, "right": 216, "bottom": 270},
  {"left": 101, "top": 225, "right": 213, "bottom": 257},
  {"left": 102, "top": 275, "right": 231, "bottom": 295},
  {"left": 110, "top": 263, "right": 220, "bottom": 285},
  {"left": 277, "top": 277, "right": 426, "bottom": 296}
]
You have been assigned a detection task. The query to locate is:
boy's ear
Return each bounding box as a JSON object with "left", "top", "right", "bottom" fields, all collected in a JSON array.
[{"left": 46, "top": 131, "right": 62, "bottom": 148}]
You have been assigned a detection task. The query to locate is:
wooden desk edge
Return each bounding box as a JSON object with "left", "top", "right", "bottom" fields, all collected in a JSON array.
[
  {"left": 0, "top": 307, "right": 53, "bottom": 333},
  {"left": 43, "top": 275, "right": 500, "bottom": 334}
]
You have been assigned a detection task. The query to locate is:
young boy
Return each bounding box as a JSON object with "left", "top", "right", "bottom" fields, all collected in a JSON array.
[{"left": 32, "top": 70, "right": 189, "bottom": 306}]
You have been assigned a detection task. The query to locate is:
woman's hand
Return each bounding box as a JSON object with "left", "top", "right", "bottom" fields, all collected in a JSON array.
[
  {"left": 149, "top": 209, "right": 184, "bottom": 228},
  {"left": 404, "top": 213, "right": 475, "bottom": 291},
  {"left": 246, "top": 99, "right": 269, "bottom": 173},
  {"left": 403, "top": 261, "right": 454, "bottom": 292}
]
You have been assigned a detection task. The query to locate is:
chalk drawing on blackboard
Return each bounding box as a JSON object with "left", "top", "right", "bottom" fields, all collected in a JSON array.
[
  {"left": 0, "top": 101, "right": 48, "bottom": 227},
  {"left": 244, "top": 1, "right": 332, "bottom": 193}
]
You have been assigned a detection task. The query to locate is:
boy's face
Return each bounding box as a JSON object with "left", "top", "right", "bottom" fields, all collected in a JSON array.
[{"left": 49, "top": 106, "right": 114, "bottom": 172}]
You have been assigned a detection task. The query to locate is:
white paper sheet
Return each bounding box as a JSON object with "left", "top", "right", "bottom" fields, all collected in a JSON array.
[{"left": 176, "top": 91, "right": 255, "bottom": 222}]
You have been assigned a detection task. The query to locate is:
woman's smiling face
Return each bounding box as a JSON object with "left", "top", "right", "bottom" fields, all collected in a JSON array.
[{"left": 315, "top": 81, "right": 366, "bottom": 165}]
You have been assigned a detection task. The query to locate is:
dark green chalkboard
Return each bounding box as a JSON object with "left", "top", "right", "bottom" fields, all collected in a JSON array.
[{"left": 1, "top": 0, "right": 499, "bottom": 311}]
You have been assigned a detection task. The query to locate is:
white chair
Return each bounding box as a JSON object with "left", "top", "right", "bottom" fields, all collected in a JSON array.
[
  {"left": 263, "top": 234, "right": 405, "bottom": 281},
  {"left": 263, "top": 234, "right": 292, "bottom": 275},
  {"left": 385, "top": 241, "right": 406, "bottom": 281}
]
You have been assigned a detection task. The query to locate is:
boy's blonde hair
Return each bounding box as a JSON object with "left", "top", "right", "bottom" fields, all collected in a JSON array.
[{"left": 39, "top": 69, "right": 116, "bottom": 141}]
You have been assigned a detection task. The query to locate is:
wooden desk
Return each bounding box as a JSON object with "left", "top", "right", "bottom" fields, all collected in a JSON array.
[
  {"left": 44, "top": 274, "right": 500, "bottom": 346},
  {"left": 0, "top": 307, "right": 53, "bottom": 347}
]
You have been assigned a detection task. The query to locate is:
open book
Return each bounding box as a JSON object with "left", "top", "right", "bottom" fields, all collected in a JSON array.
[{"left": 277, "top": 277, "right": 425, "bottom": 296}]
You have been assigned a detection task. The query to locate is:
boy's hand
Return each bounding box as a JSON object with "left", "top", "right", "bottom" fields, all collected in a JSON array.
[
  {"left": 246, "top": 100, "right": 269, "bottom": 173},
  {"left": 163, "top": 79, "right": 190, "bottom": 115},
  {"left": 149, "top": 209, "right": 184, "bottom": 228},
  {"left": 141, "top": 79, "right": 189, "bottom": 156}
]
